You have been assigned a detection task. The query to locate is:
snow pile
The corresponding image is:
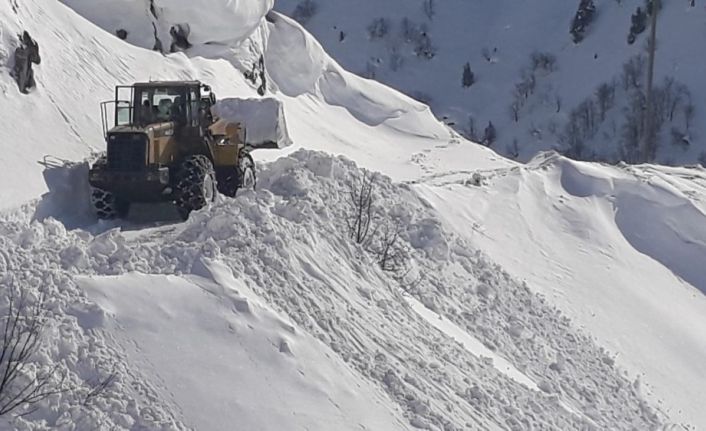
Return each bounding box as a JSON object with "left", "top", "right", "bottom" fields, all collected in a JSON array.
[
  {"left": 265, "top": 12, "right": 447, "bottom": 139},
  {"left": 1, "top": 150, "right": 666, "bottom": 429},
  {"left": 214, "top": 97, "right": 293, "bottom": 149}
]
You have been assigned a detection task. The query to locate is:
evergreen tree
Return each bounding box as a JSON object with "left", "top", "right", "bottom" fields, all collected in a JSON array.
[
  {"left": 462, "top": 62, "right": 475, "bottom": 88},
  {"left": 482, "top": 121, "right": 497, "bottom": 146},
  {"left": 570, "top": 0, "right": 596, "bottom": 43},
  {"left": 627, "top": 7, "right": 647, "bottom": 45}
]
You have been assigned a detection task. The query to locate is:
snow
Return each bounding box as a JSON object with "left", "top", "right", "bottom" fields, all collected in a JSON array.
[
  {"left": 158, "top": 0, "right": 274, "bottom": 44},
  {"left": 213, "top": 97, "right": 292, "bottom": 149},
  {"left": 405, "top": 295, "right": 539, "bottom": 392},
  {"left": 275, "top": 0, "right": 706, "bottom": 165},
  {"left": 78, "top": 262, "right": 409, "bottom": 431},
  {"left": 1, "top": 0, "right": 705, "bottom": 429},
  {"left": 414, "top": 152, "right": 706, "bottom": 427},
  {"left": 0, "top": 150, "right": 670, "bottom": 429}
]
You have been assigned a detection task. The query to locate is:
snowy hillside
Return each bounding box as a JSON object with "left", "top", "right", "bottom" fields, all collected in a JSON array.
[
  {"left": 1, "top": 0, "right": 705, "bottom": 430},
  {"left": 1, "top": 0, "right": 505, "bottom": 210},
  {"left": 276, "top": 0, "right": 706, "bottom": 165},
  {"left": 1, "top": 151, "right": 673, "bottom": 430}
]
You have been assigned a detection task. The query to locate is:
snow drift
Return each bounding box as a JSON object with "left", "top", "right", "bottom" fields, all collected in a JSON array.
[{"left": 414, "top": 152, "right": 706, "bottom": 427}]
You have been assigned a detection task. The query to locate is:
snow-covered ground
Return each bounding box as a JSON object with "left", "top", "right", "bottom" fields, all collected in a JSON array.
[
  {"left": 1, "top": 151, "right": 670, "bottom": 429},
  {"left": 414, "top": 153, "right": 706, "bottom": 427},
  {"left": 1, "top": 0, "right": 705, "bottom": 430}
]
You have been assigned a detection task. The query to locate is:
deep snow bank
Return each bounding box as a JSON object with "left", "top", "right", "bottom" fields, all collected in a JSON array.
[
  {"left": 265, "top": 12, "right": 448, "bottom": 139},
  {"left": 1, "top": 150, "right": 665, "bottom": 429},
  {"left": 159, "top": 0, "right": 274, "bottom": 44},
  {"left": 60, "top": 0, "right": 274, "bottom": 47}
]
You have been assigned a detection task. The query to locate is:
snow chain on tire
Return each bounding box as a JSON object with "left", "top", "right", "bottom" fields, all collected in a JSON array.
[
  {"left": 90, "top": 155, "right": 129, "bottom": 220},
  {"left": 216, "top": 152, "right": 256, "bottom": 198},
  {"left": 174, "top": 155, "right": 217, "bottom": 220},
  {"left": 238, "top": 153, "right": 257, "bottom": 192},
  {"left": 90, "top": 187, "right": 128, "bottom": 220}
]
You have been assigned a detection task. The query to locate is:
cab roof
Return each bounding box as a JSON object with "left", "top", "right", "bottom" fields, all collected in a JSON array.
[{"left": 132, "top": 80, "right": 203, "bottom": 88}]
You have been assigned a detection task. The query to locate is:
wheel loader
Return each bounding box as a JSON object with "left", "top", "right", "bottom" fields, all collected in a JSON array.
[{"left": 88, "top": 81, "right": 256, "bottom": 220}]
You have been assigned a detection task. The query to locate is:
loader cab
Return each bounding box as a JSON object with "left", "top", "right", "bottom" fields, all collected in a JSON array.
[
  {"left": 132, "top": 82, "right": 216, "bottom": 136},
  {"left": 103, "top": 81, "right": 217, "bottom": 138}
]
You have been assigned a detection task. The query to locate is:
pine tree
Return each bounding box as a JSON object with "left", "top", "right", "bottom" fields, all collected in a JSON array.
[
  {"left": 462, "top": 62, "right": 475, "bottom": 88},
  {"left": 482, "top": 121, "right": 497, "bottom": 146},
  {"left": 627, "top": 7, "right": 647, "bottom": 45},
  {"left": 570, "top": 0, "right": 596, "bottom": 43}
]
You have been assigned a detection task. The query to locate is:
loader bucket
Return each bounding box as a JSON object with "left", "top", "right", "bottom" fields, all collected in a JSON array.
[{"left": 212, "top": 97, "right": 293, "bottom": 149}]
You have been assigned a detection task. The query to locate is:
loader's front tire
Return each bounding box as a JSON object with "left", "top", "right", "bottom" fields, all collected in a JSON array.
[
  {"left": 174, "top": 155, "right": 217, "bottom": 220},
  {"left": 238, "top": 153, "right": 257, "bottom": 192},
  {"left": 90, "top": 187, "right": 129, "bottom": 220},
  {"left": 216, "top": 153, "right": 256, "bottom": 198}
]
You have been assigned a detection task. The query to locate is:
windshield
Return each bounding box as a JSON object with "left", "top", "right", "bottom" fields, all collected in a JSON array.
[{"left": 135, "top": 87, "right": 187, "bottom": 125}]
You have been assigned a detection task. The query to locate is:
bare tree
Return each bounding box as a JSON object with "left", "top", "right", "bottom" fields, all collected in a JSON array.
[
  {"left": 530, "top": 51, "right": 558, "bottom": 73},
  {"left": 510, "top": 100, "right": 521, "bottom": 123},
  {"left": 82, "top": 371, "right": 117, "bottom": 407},
  {"left": 367, "top": 17, "right": 390, "bottom": 40},
  {"left": 684, "top": 103, "right": 695, "bottom": 132},
  {"left": 372, "top": 220, "right": 407, "bottom": 272},
  {"left": 621, "top": 90, "right": 646, "bottom": 163},
  {"left": 422, "top": 0, "right": 435, "bottom": 20},
  {"left": 0, "top": 288, "right": 64, "bottom": 416},
  {"left": 595, "top": 81, "right": 616, "bottom": 121},
  {"left": 642, "top": 0, "right": 660, "bottom": 162},
  {"left": 621, "top": 55, "right": 645, "bottom": 91},
  {"left": 347, "top": 173, "right": 376, "bottom": 244},
  {"left": 465, "top": 116, "right": 479, "bottom": 141}
]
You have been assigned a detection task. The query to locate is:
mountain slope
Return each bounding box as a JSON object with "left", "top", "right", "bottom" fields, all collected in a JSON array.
[
  {"left": 1, "top": 150, "right": 667, "bottom": 430},
  {"left": 0, "top": 0, "right": 506, "bottom": 210},
  {"left": 0, "top": 0, "right": 705, "bottom": 430},
  {"left": 276, "top": 0, "right": 706, "bottom": 165}
]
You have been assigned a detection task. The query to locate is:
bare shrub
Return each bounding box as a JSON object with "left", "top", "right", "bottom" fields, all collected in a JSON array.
[
  {"left": 347, "top": 173, "right": 376, "bottom": 245},
  {"left": 0, "top": 289, "right": 65, "bottom": 416},
  {"left": 82, "top": 371, "right": 117, "bottom": 407},
  {"left": 367, "top": 18, "right": 390, "bottom": 40}
]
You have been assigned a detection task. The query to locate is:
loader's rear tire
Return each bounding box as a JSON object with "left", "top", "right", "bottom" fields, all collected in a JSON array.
[
  {"left": 90, "top": 187, "right": 129, "bottom": 220},
  {"left": 216, "top": 153, "right": 256, "bottom": 198},
  {"left": 174, "top": 155, "right": 217, "bottom": 220}
]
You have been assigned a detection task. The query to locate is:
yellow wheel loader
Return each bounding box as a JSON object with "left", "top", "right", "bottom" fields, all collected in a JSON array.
[{"left": 88, "top": 81, "right": 256, "bottom": 220}]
